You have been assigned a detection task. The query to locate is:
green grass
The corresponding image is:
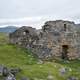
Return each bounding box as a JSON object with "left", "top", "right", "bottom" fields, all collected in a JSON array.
[{"left": 0, "top": 33, "right": 80, "bottom": 80}]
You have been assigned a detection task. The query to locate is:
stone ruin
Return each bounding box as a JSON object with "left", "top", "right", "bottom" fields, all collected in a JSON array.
[
  {"left": 0, "top": 65, "right": 21, "bottom": 80},
  {"left": 9, "top": 20, "right": 80, "bottom": 60}
]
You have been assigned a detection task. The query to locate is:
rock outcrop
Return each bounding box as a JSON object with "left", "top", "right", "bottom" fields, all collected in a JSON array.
[{"left": 9, "top": 20, "right": 80, "bottom": 60}]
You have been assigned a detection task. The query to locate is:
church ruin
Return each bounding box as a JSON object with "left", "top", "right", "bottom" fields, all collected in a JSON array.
[{"left": 9, "top": 20, "right": 80, "bottom": 60}]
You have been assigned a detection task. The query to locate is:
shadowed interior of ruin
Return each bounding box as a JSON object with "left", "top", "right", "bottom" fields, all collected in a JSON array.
[
  {"left": 62, "top": 45, "right": 68, "bottom": 60},
  {"left": 64, "top": 24, "right": 67, "bottom": 31},
  {"left": 25, "top": 30, "right": 29, "bottom": 34}
]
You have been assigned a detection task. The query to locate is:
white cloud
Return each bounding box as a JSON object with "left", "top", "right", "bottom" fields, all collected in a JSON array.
[
  {"left": 0, "top": 15, "right": 79, "bottom": 29},
  {"left": 0, "top": 0, "right": 80, "bottom": 28},
  {"left": 0, "top": 16, "right": 43, "bottom": 29}
]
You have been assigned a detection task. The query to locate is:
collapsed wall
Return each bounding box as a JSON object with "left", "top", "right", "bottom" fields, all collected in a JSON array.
[{"left": 9, "top": 20, "right": 80, "bottom": 60}]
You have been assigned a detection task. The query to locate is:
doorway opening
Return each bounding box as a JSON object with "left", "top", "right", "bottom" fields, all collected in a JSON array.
[{"left": 61, "top": 45, "right": 68, "bottom": 59}]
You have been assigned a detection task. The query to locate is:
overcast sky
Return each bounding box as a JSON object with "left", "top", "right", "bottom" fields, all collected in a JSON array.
[{"left": 0, "top": 0, "right": 80, "bottom": 29}]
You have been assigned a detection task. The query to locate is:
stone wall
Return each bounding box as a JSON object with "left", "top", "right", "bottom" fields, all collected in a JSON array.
[{"left": 9, "top": 20, "right": 80, "bottom": 60}]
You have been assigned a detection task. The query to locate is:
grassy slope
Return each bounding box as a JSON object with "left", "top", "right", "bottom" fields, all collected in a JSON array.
[{"left": 0, "top": 33, "right": 80, "bottom": 80}]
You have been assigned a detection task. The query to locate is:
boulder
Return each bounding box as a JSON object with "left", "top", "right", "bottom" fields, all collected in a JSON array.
[
  {"left": 67, "top": 76, "right": 78, "bottom": 80},
  {"left": 10, "top": 68, "right": 21, "bottom": 76},
  {"left": 20, "top": 77, "right": 30, "bottom": 80},
  {"left": 5, "top": 73, "right": 16, "bottom": 80}
]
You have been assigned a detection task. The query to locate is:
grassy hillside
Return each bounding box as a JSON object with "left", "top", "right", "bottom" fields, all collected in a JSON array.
[{"left": 0, "top": 33, "right": 80, "bottom": 80}]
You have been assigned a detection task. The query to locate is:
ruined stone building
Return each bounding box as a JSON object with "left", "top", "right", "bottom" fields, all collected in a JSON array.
[{"left": 9, "top": 20, "right": 80, "bottom": 60}]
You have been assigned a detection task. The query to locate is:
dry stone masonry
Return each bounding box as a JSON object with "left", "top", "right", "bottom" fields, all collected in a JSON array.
[{"left": 9, "top": 20, "right": 80, "bottom": 60}]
